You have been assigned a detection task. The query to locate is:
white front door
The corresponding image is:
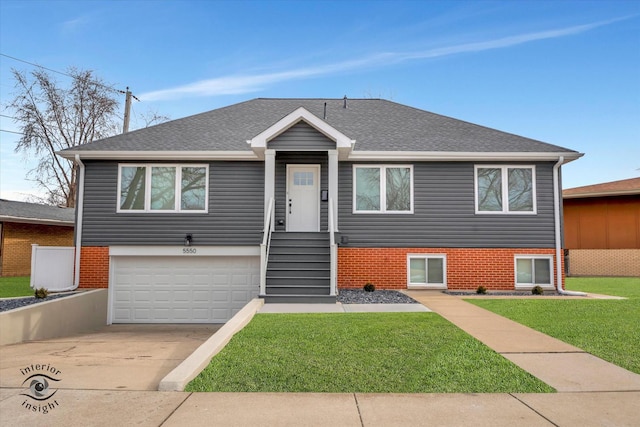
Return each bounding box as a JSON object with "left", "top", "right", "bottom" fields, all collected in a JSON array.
[{"left": 286, "top": 165, "right": 320, "bottom": 232}]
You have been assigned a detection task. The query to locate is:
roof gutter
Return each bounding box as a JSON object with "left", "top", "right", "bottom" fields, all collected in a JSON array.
[
  {"left": 57, "top": 149, "right": 583, "bottom": 163},
  {"left": 347, "top": 151, "right": 584, "bottom": 162},
  {"left": 553, "top": 155, "right": 585, "bottom": 296},
  {"left": 563, "top": 189, "right": 640, "bottom": 199},
  {"left": 57, "top": 150, "right": 261, "bottom": 161},
  {"left": 0, "top": 216, "right": 74, "bottom": 226}
]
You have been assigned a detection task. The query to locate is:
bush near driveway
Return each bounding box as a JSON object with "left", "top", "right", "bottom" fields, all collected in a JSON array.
[
  {"left": 0, "top": 276, "right": 31, "bottom": 298},
  {"left": 468, "top": 277, "right": 640, "bottom": 375},
  {"left": 187, "top": 312, "right": 553, "bottom": 393}
]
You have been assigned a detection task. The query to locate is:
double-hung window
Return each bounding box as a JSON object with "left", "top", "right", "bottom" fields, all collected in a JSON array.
[
  {"left": 118, "top": 164, "right": 208, "bottom": 213},
  {"left": 515, "top": 255, "right": 553, "bottom": 288},
  {"left": 353, "top": 165, "right": 413, "bottom": 213},
  {"left": 407, "top": 254, "right": 446, "bottom": 288},
  {"left": 475, "top": 165, "right": 536, "bottom": 214}
]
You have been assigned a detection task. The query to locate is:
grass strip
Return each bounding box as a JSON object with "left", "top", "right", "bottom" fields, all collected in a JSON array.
[
  {"left": 187, "top": 312, "right": 553, "bottom": 393},
  {"left": 0, "top": 276, "right": 32, "bottom": 298}
]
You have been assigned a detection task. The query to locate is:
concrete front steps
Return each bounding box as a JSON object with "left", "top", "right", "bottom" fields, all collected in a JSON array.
[{"left": 262, "top": 232, "right": 336, "bottom": 304}]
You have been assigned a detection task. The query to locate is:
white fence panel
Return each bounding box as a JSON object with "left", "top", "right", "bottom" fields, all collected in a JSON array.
[{"left": 30, "top": 244, "right": 75, "bottom": 292}]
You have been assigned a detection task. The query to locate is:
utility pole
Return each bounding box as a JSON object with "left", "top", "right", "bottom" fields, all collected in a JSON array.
[
  {"left": 121, "top": 87, "right": 140, "bottom": 133},
  {"left": 122, "top": 87, "right": 132, "bottom": 133}
]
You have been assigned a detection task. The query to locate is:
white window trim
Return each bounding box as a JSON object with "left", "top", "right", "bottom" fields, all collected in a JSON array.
[
  {"left": 514, "top": 255, "right": 554, "bottom": 289},
  {"left": 407, "top": 254, "right": 447, "bottom": 289},
  {"left": 353, "top": 165, "right": 414, "bottom": 214},
  {"left": 474, "top": 165, "right": 537, "bottom": 214},
  {"left": 117, "top": 163, "right": 209, "bottom": 213}
]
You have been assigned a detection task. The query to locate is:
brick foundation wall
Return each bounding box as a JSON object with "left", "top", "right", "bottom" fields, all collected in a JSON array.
[
  {"left": 1, "top": 222, "right": 74, "bottom": 276},
  {"left": 338, "top": 247, "right": 563, "bottom": 290},
  {"left": 79, "top": 246, "right": 109, "bottom": 288},
  {"left": 568, "top": 249, "right": 640, "bottom": 277}
]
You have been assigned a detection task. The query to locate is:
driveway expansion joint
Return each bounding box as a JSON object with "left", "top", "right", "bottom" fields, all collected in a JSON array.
[
  {"left": 509, "top": 393, "right": 560, "bottom": 427},
  {"left": 159, "top": 392, "right": 192, "bottom": 427},
  {"left": 353, "top": 393, "right": 365, "bottom": 427}
]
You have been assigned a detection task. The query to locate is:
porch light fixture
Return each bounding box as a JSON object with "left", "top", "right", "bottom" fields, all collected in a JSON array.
[{"left": 184, "top": 234, "right": 193, "bottom": 246}]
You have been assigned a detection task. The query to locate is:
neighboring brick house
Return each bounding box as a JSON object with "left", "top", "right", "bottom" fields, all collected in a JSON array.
[
  {"left": 58, "top": 98, "right": 583, "bottom": 324},
  {"left": 0, "top": 199, "right": 75, "bottom": 276},
  {"left": 563, "top": 177, "right": 640, "bottom": 277}
]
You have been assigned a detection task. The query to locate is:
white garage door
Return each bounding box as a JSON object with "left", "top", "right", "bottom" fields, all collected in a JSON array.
[{"left": 112, "top": 256, "right": 259, "bottom": 323}]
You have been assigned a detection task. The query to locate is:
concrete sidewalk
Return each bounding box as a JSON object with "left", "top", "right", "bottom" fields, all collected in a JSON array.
[
  {"left": 406, "top": 290, "right": 640, "bottom": 393},
  {"left": 2, "top": 389, "right": 639, "bottom": 426}
]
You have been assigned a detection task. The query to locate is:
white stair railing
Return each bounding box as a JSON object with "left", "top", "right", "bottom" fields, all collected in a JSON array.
[
  {"left": 328, "top": 198, "right": 337, "bottom": 296},
  {"left": 260, "top": 197, "right": 275, "bottom": 296}
]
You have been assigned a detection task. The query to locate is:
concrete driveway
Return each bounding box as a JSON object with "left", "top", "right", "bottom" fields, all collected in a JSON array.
[{"left": 0, "top": 324, "right": 220, "bottom": 391}]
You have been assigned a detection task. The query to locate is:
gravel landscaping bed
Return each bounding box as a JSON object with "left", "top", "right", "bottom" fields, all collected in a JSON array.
[
  {"left": 444, "top": 290, "right": 563, "bottom": 296},
  {"left": 0, "top": 293, "right": 77, "bottom": 312},
  {"left": 337, "top": 289, "right": 419, "bottom": 304}
]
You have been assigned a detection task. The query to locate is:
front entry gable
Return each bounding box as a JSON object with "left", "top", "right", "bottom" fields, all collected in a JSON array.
[
  {"left": 268, "top": 121, "right": 335, "bottom": 150},
  {"left": 247, "top": 107, "right": 355, "bottom": 159}
]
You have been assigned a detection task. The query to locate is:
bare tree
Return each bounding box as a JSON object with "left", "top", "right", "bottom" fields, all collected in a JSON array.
[
  {"left": 135, "top": 108, "right": 170, "bottom": 128},
  {"left": 8, "top": 68, "right": 120, "bottom": 207}
]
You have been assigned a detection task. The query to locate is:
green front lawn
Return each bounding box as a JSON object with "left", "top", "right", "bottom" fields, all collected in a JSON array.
[
  {"left": 0, "top": 276, "right": 32, "bottom": 298},
  {"left": 187, "top": 312, "right": 553, "bottom": 393},
  {"left": 467, "top": 277, "right": 640, "bottom": 374}
]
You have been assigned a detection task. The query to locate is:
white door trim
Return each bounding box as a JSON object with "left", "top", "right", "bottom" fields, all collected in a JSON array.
[{"left": 286, "top": 164, "right": 321, "bottom": 232}]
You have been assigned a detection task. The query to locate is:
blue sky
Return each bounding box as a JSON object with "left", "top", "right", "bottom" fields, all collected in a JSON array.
[{"left": 1, "top": 0, "right": 639, "bottom": 201}]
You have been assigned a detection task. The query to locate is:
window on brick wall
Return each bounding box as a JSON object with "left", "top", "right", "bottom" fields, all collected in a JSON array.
[
  {"left": 407, "top": 254, "right": 446, "bottom": 288},
  {"left": 514, "top": 255, "right": 553, "bottom": 288},
  {"left": 118, "top": 164, "right": 208, "bottom": 213}
]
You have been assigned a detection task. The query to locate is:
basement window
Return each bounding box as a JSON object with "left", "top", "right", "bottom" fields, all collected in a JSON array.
[
  {"left": 515, "top": 255, "right": 554, "bottom": 288},
  {"left": 407, "top": 254, "right": 446, "bottom": 289}
]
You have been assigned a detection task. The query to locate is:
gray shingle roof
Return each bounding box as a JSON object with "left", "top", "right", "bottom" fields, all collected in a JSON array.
[
  {"left": 63, "top": 98, "right": 578, "bottom": 154},
  {"left": 0, "top": 199, "right": 75, "bottom": 225}
]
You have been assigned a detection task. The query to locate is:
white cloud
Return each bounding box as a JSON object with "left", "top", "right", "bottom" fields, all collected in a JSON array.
[
  {"left": 139, "top": 17, "right": 626, "bottom": 102},
  {"left": 61, "top": 15, "right": 90, "bottom": 34}
]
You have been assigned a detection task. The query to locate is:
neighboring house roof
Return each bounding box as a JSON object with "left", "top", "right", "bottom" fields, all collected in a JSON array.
[
  {"left": 563, "top": 177, "right": 640, "bottom": 199},
  {"left": 58, "top": 98, "right": 582, "bottom": 162},
  {"left": 0, "top": 199, "right": 75, "bottom": 226}
]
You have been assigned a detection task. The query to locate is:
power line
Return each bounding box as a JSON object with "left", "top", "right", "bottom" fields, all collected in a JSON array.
[
  {"left": 0, "top": 53, "right": 74, "bottom": 79},
  {"left": 0, "top": 52, "right": 125, "bottom": 93},
  {"left": 0, "top": 129, "right": 23, "bottom": 135}
]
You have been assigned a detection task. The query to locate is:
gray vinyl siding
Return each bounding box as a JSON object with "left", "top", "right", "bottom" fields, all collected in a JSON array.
[
  {"left": 274, "top": 152, "right": 328, "bottom": 231},
  {"left": 80, "top": 160, "right": 264, "bottom": 246},
  {"left": 338, "top": 161, "right": 557, "bottom": 248},
  {"left": 268, "top": 122, "right": 336, "bottom": 150},
  {"left": 81, "top": 158, "right": 557, "bottom": 248}
]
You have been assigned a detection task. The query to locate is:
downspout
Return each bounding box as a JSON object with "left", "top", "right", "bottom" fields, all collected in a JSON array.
[
  {"left": 72, "top": 154, "right": 85, "bottom": 290},
  {"left": 553, "top": 156, "right": 585, "bottom": 296}
]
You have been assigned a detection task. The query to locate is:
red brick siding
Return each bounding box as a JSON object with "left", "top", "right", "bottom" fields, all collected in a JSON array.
[
  {"left": 79, "top": 246, "right": 109, "bottom": 288},
  {"left": 338, "top": 247, "right": 564, "bottom": 290},
  {"left": 1, "top": 222, "right": 74, "bottom": 276},
  {"left": 76, "top": 246, "right": 566, "bottom": 291}
]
